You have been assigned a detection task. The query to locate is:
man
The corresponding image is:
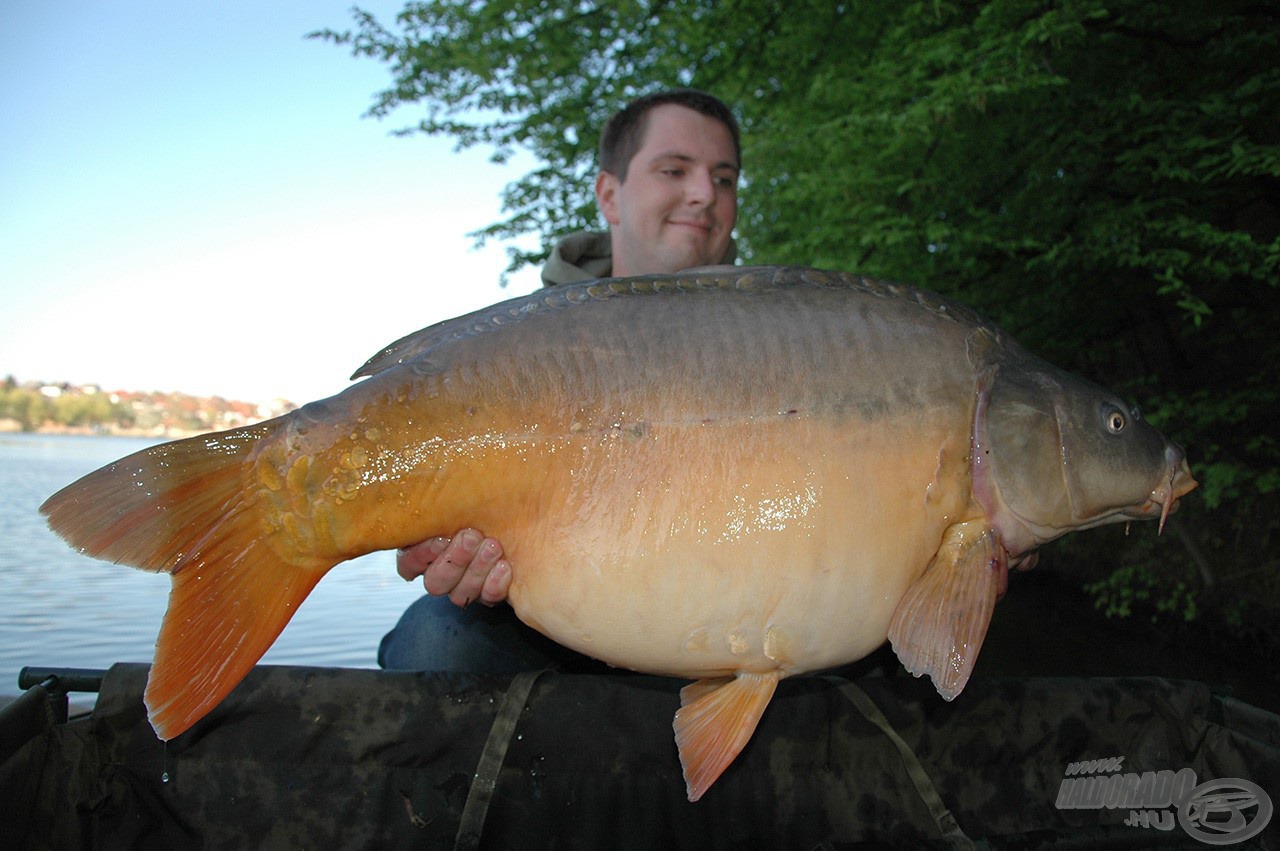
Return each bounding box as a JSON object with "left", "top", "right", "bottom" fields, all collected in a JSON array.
[{"left": 378, "top": 88, "right": 741, "bottom": 670}]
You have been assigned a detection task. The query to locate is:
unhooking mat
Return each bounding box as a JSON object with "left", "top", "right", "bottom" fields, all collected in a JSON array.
[{"left": 2, "top": 664, "right": 1277, "bottom": 849}]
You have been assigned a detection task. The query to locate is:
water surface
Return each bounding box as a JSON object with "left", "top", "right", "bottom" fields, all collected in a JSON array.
[{"left": 0, "top": 433, "right": 425, "bottom": 696}]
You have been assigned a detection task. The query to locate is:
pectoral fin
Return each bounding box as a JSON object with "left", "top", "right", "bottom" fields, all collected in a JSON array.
[
  {"left": 888, "top": 520, "right": 1006, "bottom": 700},
  {"left": 673, "top": 671, "right": 781, "bottom": 802}
]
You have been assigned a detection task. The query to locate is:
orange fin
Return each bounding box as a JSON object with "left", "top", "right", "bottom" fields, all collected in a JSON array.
[
  {"left": 146, "top": 549, "right": 327, "bottom": 739},
  {"left": 888, "top": 520, "right": 1006, "bottom": 700},
  {"left": 40, "top": 422, "right": 334, "bottom": 740},
  {"left": 40, "top": 423, "right": 281, "bottom": 572},
  {"left": 673, "top": 671, "right": 780, "bottom": 802}
]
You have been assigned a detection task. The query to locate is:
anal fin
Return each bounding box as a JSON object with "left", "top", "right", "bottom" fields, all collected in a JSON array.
[
  {"left": 673, "top": 670, "right": 780, "bottom": 802},
  {"left": 888, "top": 520, "right": 1006, "bottom": 700}
]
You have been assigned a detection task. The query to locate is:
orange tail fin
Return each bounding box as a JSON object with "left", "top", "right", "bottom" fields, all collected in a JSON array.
[{"left": 40, "top": 422, "right": 335, "bottom": 740}]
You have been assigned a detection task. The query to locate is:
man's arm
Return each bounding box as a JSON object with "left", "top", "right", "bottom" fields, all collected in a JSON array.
[{"left": 396, "top": 529, "right": 512, "bottom": 607}]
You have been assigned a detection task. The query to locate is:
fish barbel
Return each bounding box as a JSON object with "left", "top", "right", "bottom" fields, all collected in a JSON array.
[{"left": 41, "top": 266, "right": 1196, "bottom": 801}]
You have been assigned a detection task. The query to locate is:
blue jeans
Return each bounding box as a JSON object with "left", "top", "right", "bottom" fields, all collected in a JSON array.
[{"left": 377, "top": 595, "right": 608, "bottom": 674}]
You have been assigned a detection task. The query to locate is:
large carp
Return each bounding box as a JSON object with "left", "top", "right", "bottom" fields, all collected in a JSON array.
[{"left": 42, "top": 266, "right": 1195, "bottom": 801}]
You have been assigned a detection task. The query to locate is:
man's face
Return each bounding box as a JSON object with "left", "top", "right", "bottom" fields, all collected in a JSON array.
[{"left": 596, "top": 103, "right": 739, "bottom": 277}]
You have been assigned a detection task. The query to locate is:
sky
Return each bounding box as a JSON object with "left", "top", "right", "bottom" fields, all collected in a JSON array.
[{"left": 1, "top": 2, "right": 548, "bottom": 404}]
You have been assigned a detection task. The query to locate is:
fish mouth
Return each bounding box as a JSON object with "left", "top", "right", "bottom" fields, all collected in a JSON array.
[{"left": 1128, "top": 445, "right": 1198, "bottom": 533}]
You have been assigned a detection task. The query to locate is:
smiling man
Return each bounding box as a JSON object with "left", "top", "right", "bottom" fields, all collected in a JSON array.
[
  {"left": 379, "top": 89, "right": 743, "bottom": 672},
  {"left": 597, "top": 97, "right": 740, "bottom": 277},
  {"left": 541, "top": 88, "right": 741, "bottom": 284}
]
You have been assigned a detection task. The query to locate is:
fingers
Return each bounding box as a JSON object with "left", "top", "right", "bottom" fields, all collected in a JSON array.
[
  {"left": 444, "top": 532, "right": 504, "bottom": 607},
  {"left": 399, "top": 529, "right": 509, "bottom": 607},
  {"left": 422, "top": 530, "right": 484, "bottom": 598},
  {"left": 478, "top": 558, "right": 512, "bottom": 606},
  {"left": 395, "top": 536, "right": 450, "bottom": 581}
]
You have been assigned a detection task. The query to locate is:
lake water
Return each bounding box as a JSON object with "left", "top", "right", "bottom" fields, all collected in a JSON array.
[{"left": 0, "top": 432, "right": 425, "bottom": 698}]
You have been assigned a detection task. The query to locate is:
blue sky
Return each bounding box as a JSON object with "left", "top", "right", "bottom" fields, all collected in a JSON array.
[{"left": 1, "top": 2, "right": 545, "bottom": 403}]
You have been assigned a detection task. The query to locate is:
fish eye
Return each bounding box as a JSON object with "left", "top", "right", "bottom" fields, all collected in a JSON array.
[{"left": 1105, "top": 408, "right": 1126, "bottom": 434}]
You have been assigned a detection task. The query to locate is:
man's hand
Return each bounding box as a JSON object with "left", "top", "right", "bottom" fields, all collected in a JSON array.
[{"left": 396, "top": 529, "right": 512, "bottom": 607}]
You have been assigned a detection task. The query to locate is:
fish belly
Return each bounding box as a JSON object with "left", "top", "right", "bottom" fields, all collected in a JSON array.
[{"left": 503, "top": 415, "right": 974, "bottom": 679}]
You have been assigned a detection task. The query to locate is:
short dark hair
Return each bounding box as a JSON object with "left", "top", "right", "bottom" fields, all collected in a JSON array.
[{"left": 598, "top": 88, "right": 741, "bottom": 181}]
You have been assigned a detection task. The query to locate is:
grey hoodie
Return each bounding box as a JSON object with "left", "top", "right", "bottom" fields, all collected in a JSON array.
[{"left": 540, "top": 231, "right": 738, "bottom": 286}]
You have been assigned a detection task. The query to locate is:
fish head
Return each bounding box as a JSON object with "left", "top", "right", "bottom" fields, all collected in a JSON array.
[{"left": 974, "top": 362, "right": 1197, "bottom": 555}]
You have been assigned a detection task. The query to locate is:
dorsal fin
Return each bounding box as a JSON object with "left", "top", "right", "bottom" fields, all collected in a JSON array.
[{"left": 351, "top": 265, "right": 999, "bottom": 380}]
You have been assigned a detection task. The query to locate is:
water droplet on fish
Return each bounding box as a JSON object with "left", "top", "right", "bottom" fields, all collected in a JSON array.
[{"left": 161, "top": 771, "right": 169, "bottom": 784}]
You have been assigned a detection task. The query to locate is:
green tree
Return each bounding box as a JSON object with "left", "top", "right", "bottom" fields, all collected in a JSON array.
[
  {"left": 315, "top": 1, "right": 1280, "bottom": 639},
  {"left": 51, "top": 391, "right": 122, "bottom": 429},
  {"left": 0, "top": 386, "right": 52, "bottom": 431}
]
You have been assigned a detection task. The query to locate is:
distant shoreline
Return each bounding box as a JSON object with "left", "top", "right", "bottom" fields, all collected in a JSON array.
[
  {"left": 1, "top": 420, "right": 220, "bottom": 441},
  {"left": 1, "top": 380, "right": 294, "bottom": 439}
]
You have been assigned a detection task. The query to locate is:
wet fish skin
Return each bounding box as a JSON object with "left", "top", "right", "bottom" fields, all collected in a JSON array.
[
  {"left": 40, "top": 265, "right": 1195, "bottom": 801},
  {"left": 969, "top": 335, "right": 1192, "bottom": 553}
]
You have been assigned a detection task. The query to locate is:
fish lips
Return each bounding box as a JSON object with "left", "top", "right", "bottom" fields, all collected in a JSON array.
[{"left": 1122, "top": 446, "right": 1198, "bottom": 533}]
